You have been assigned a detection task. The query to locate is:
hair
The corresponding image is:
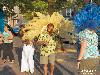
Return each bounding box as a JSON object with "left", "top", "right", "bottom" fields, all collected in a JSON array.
[
  {"left": 4, "top": 25, "right": 9, "bottom": 30},
  {"left": 24, "top": 39, "right": 30, "bottom": 45},
  {"left": 47, "top": 23, "right": 54, "bottom": 28},
  {"left": 33, "top": 37, "right": 38, "bottom": 42}
]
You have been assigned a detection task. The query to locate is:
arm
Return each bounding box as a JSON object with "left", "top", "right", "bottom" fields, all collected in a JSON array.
[
  {"left": 34, "top": 41, "right": 48, "bottom": 46},
  {"left": 77, "top": 41, "right": 87, "bottom": 60},
  {"left": 33, "top": 34, "right": 48, "bottom": 46},
  {"left": 77, "top": 41, "right": 87, "bottom": 69},
  {"left": 0, "top": 34, "right": 3, "bottom": 44},
  {"left": 8, "top": 31, "right": 13, "bottom": 40}
]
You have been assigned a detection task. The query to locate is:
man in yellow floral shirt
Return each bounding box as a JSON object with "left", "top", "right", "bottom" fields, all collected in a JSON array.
[{"left": 38, "top": 23, "right": 57, "bottom": 75}]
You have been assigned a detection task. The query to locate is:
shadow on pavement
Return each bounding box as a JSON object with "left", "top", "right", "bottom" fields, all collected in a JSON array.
[
  {"left": 54, "top": 66, "right": 63, "bottom": 75},
  {"left": 34, "top": 62, "right": 44, "bottom": 75},
  {"left": 0, "top": 65, "right": 16, "bottom": 75},
  {"left": 56, "top": 62, "right": 75, "bottom": 75},
  {"left": 34, "top": 51, "right": 44, "bottom": 75}
]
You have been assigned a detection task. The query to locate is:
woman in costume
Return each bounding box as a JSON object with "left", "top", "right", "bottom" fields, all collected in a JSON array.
[
  {"left": 74, "top": 3, "right": 100, "bottom": 75},
  {"left": 77, "top": 20, "right": 100, "bottom": 75}
]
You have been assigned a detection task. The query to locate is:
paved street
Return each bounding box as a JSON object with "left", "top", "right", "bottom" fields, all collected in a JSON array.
[
  {"left": 0, "top": 46, "right": 78, "bottom": 75},
  {"left": 0, "top": 36, "right": 100, "bottom": 75},
  {"left": 34, "top": 50, "right": 78, "bottom": 75}
]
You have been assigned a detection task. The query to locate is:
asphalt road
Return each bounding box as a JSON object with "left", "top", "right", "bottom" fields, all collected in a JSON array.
[
  {"left": 0, "top": 36, "right": 100, "bottom": 75},
  {"left": 0, "top": 47, "right": 78, "bottom": 75}
]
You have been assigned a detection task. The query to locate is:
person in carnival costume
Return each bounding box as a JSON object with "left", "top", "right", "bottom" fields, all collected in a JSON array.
[
  {"left": 74, "top": 2, "right": 100, "bottom": 75},
  {"left": 38, "top": 23, "right": 57, "bottom": 75}
]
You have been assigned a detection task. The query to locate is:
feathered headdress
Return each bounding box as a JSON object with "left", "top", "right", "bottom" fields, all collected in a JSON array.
[{"left": 74, "top": 3, "right": 100, "bottom": 33}]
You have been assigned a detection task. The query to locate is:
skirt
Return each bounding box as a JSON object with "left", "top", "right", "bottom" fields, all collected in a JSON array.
[{"left": 78, "top": 58, "right": 100, "bottom": 75}]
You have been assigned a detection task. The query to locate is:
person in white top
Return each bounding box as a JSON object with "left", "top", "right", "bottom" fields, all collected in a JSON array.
[{"left": 21, "top": 39, "right": 35, "bottom": 74}]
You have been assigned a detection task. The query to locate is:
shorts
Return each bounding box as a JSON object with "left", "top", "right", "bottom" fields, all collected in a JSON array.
[{"left": 40, "top": 54, "right": 55, "bottom": 65}]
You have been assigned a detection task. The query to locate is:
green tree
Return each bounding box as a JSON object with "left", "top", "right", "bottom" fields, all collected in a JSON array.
[{"left": 0, "top": 0, "right": 99, "bottom": 17}]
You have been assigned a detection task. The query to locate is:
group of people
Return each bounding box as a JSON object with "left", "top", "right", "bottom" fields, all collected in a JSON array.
[
  {"left": 20, "top": 23, "right": 58, "bottom": 75},
  {"left": 0, "top": 23, "right": 59, "bottom": 75},
  {"left": 0, "top": 22, "right": 100, "bottom": 75}
]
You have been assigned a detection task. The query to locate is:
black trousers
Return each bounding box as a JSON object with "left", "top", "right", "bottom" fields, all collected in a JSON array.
[
  {"left": 0, "top": 44, "right": 3, "bottom": 57},
  {"left": 15, "top": 47, "right": 23, "bottom": 70},
  {"left": 2, "top": 43, "right": 14, "bottom": 61}
]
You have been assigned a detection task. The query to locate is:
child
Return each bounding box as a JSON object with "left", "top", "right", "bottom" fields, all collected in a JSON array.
[{"left": 21, "top": 39, "right": 35, "bottom": 74}]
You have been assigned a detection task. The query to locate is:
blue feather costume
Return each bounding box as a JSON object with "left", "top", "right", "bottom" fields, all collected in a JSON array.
[
  {"left": 74, "top": 3, "right": 100, "bottom": 55},
  {"left": 74, "top": 3, "right": 100, "bottom": 33},
  {"left": 0, "top": 9, "right": 5, "bottom": 33}
]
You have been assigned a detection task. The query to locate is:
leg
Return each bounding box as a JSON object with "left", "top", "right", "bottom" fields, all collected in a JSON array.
[
  {"left": 16, "top": 47, "right": 23, "bottom": 70},
  {"left": 21, "top": 51, "right": 29, "bottom": 72},
  {"left": 49, "top": 54, "right": 55, "bottom": 75},
  {"left": 8, "top": 43, "right": 15, "bottom": 62},
  {"left": 28, "top": 50, "right": 34, "bottom": 74},
  {"left": 2, "top": 43, "right": 8, "bottom": 62},
  {"left": 40, "top": 56, "right": 48, "bottom": 75},
  {"left": 50, "top": 63, "right": 54, "bottom": 75},
  {"left": 44, "top": 64, "right": 48, "bottom": 75}
]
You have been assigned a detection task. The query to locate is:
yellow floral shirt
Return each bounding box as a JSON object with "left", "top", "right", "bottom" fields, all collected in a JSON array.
[{"left": 39, "top": 32, "right": 57, "bottom": 56}]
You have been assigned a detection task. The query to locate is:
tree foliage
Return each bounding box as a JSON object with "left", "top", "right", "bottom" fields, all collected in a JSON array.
[{"left": 0, "top": 0, "right": 99, "bottom": 16}]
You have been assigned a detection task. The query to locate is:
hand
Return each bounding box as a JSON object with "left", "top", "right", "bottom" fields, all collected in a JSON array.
[
  {"left": 36, "top": 41, "right": 48, "bottom": 46},
  {"left": 8, "top": 36, "right": 13, "bottom": 40},
  {"left": 43, "top": 41, "right": 48, "bottom": 46},
  {"left": 60, "top": 48, "right": 66, "bottom": 53}
]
